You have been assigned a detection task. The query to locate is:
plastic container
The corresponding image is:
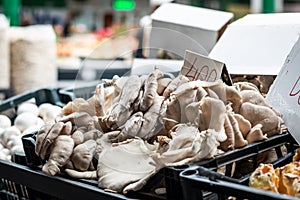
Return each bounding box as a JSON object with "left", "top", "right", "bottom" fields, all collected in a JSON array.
[
  {"left": 179, "top": 134, "right": 299, "bottom": 200},
  {"left": 0, "top": 160, "right": 138, "bottom": 200}
]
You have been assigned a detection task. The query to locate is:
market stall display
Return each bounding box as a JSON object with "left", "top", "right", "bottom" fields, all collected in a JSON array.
[
  {"left": 0, "top": 2, "right": 300, "bottom": 199},
  {"left": 0, "top": 49, "right": 298, "bottom": 200},
  {"left": 25, "top": 66, "right": 287, "bottom": 198}
]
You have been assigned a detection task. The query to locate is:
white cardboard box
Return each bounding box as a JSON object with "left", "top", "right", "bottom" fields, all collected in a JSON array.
[
  {"left": 209, "top": 13, "right": 300, "bottom": 75},
  {"left": 266, "top": 37, "right": 300, "bottom": 142},
  {"left": 148, "top": 3, "right": 233, "bottom": 58}
]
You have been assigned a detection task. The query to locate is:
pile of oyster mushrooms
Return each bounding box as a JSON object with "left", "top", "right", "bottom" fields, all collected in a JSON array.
[{"left": 34, "top": 67, "right": 286, "bottom": 194}]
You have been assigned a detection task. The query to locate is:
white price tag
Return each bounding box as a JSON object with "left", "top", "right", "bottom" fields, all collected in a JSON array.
[{"left": 181, "top": 50, "right": 230, "bottom": 84}]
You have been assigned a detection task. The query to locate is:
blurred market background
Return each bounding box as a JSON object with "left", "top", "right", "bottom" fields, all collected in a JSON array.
[
  {"left": 2, "top": 0, "right": 300, "bottom": 28},
  {"left": 1, "top": 0, "right": 300, "bottom": 97}
]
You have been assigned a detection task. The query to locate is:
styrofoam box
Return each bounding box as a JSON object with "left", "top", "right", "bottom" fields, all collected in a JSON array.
[
  {"left": 148, "top": 3, "right": 233, "bottom": 58},
  {"left": 209, "top": 13, "right": 300, "bottom": 75}
]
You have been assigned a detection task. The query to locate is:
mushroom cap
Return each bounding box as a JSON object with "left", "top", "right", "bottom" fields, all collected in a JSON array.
[
  {"left": 0, "top": 115, "right": 11, "bottom": 129},
  {"left": 14, "top": 112, "right": 39, "bottom": 132},
  {"left": 17, "top": 103, "right": 39, "bottom": 116}
]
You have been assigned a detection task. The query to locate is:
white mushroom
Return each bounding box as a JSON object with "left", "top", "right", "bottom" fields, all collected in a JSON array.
[
  {"left": 14, "top": 112, "right": 39, "bottom": 132},
  {"left": 39, "top": 103, "right": 53, "bottom": 117},
  {"left": 2, "top": 126, "right": 21, "bottom": 144},
  {"left": 0, "top": 151, "right": 10, "bottom": 161},
  {"left": 0, "top": 115, "right": 11, "bottom": 128},
  {"left": 36, "top": 117, "right": 45, "bottom": 127},
  {"left": 6, "top": 134, "right": 23, "bottom": 149},
  {"left": 2, "top": 148, "right": 10, "bottom": 155},
  {"left": 17, "top": 102, "right": 39, "bottom": 116},
  {"left": 39, "top": 103, "right": 62, "bottom": 122}
]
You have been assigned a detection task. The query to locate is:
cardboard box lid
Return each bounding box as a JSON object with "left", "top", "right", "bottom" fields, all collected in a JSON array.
[
  {"left": 151, "top": 3, "right": 234, "bottom": 32},
  {"left": 266, "top": 37, "right": 300, "bottom": 143},
  {"left": 209, "top": 13, "right": 300, "bottom": 75}
]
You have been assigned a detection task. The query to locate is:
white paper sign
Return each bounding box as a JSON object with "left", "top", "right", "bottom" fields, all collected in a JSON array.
[
  {"left": 181, "top": 50, "right": 226, "bottom": 82},
  {"left": 266, "top": 37, "right": 300, "bottom": 143}
]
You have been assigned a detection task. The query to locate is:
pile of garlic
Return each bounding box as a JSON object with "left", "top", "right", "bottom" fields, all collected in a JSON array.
[{"left": 0, "top": 101, "right": 61, "bottom": 161}]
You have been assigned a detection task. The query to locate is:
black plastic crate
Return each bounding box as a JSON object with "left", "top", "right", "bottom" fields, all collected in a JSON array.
[
  {"left": 0, "top": 160, "right": 140, "bottom": 200},
  {"left": 162, "top": 131, "right": 298, "bottom": 200},
  {"left": 179, "top": 151, "right": 299, "bottom": 200},
  {"left": 0, "top": 87, "right": 66, "bottom": 200}
]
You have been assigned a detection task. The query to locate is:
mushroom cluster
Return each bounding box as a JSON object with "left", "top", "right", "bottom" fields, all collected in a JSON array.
[{"left": 35, "top": 67, "right": 286, "bottom": 194}]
